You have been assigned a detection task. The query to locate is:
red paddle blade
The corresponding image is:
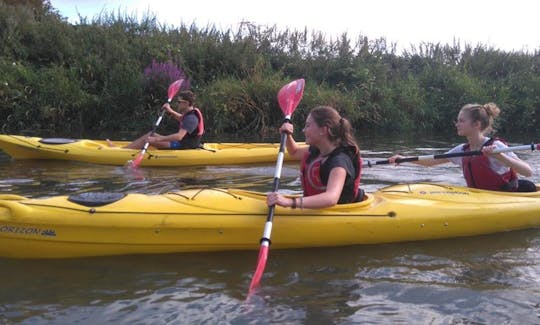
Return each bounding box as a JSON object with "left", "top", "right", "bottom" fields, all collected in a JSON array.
[
  {"left": 277, "top": 79, "right": 305, "bottom": 117},
  {"left": 167, "top": 79, "right": 184, "bottom": 102},
  {"left": 131, "top": 152, "right": 144, "bottom": 168},
  {"left": 248, "top": 245, "right": 269, "bottom": 294}
]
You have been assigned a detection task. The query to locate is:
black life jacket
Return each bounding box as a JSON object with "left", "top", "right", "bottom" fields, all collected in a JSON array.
[{"left": 300, "top": 145, "right": 362, "bottom": 203}]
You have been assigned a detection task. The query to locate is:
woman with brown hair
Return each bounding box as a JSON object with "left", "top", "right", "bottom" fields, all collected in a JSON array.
[{"left": 267, "top": 105, "right": 363, "bottom": 209}]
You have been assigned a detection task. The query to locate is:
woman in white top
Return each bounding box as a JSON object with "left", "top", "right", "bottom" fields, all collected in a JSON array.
[{"left": 390, "top": 103, "right": 534, "bottom": 192}]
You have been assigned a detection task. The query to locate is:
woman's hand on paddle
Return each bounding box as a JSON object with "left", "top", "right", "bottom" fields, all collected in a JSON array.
[
  {"left": 146, "top": 135, "right": 160, "bottom": 144},
  {"left": 482, "top": 144, "right": 533, "bottom": 177},
  {"left": 280, "top": 121, "right": 307, "bottom": 160},
  {"left": 279, "top": 122, "right": 293, "bottom": 135},
  {"left": 267, "top": 192, "right": 292, "bottom": 208},
  {"left": 388, "top": 154, "right": 404, "bottom": 165},
  {"left": 162, "top": 103, "right": 175, "bottom": 114},
  {"left": 481, "top": 145, "right": 499, "bottom": 156}
]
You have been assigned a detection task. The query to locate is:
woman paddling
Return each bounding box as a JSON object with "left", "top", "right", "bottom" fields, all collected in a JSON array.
[
  {"left": 267, "top": 105, "right": 363, "bottom": 209},
  {"left": 389, "top": 102, "right": 535, "bottom": 192}
]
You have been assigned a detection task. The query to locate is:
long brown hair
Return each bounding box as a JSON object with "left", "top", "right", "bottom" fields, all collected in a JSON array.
[{"left": 309, "top": 105, "right": 359, "bottom": 153}]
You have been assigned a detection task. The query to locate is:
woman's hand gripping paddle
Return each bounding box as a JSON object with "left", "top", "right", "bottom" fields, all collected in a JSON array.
[
  {"left": 247, "top": 78, "right": 305, "bottom": 297},
  {"left": 129, "top": 79, "right": 184, "bottom": 168}
]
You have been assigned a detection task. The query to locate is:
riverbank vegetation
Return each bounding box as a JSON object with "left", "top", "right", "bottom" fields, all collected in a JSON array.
[{"left": 1, "top": 0, "right": 539, "bottom": 140}]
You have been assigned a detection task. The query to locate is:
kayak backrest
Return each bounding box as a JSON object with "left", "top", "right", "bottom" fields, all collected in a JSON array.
[{"left": 68, "top": 192, "right": 126, "bottom": 207}]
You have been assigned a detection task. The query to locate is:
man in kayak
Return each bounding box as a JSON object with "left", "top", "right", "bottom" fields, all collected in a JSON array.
[
  {"left": 108, "top": 90, "right": 204, "bottom": 150},
  {"left": 389, "top": 102, "right": 535, "bottom": 192},
  {"left": 267, "top": 106, "right": 363, "bottom": 209}
]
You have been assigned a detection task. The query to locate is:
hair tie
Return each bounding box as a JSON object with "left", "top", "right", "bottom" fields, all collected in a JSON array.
[{"left": 339, "top": 118, "right": 344, "bottom": 125}]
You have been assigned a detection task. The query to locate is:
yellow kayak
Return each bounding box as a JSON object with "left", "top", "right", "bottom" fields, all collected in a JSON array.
[
  {"left": 0, "top": 134, "right": 301, "bottom": 166},
  {"left": 0, "top": 183, "right": 539, "bottom": 259}
]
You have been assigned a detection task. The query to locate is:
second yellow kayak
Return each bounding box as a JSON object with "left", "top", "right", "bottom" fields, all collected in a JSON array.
[{"left": 0, "top": 134, "right": 302, "bottom": 166}]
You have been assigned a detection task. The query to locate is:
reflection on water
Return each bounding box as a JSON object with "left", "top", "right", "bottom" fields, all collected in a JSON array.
[
  {"left": 0, "top": 154, "right": 305, "bottom": 197},
  {"left": 1, "top": 135, "right": 540, "bottom": 323}
]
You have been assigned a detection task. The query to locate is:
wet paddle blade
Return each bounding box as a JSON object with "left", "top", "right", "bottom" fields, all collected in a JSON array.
[
  {"left": 131, "top": 151, "right": 145, "bottom": 168},
  {"left": 277, "top": 79, "right": 305, "bottom": 117},
  {"left": 248, "top": 245, "right": 269, "bottom": 294}
]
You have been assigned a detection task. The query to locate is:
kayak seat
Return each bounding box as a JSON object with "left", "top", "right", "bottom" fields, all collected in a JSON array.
[
  {"left": 39, "top": 138, "right": 78, "bottom": 145},
  {"left": 68, "top": 192, "right": 126, "bottom": 207},
  {"left": 517, "top": 179, "right": 538, "bottom": 192},
  {"left": 355, "top": 188, "right": 366, "bottom": 202}
]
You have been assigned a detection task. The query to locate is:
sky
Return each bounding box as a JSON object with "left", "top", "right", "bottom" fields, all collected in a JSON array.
[{"left": 50, "top": 0, "right": 539, "bottom": 53}]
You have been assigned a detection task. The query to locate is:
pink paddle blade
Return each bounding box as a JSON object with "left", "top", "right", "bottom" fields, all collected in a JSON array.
[
  {"left": 167, "top": 79, "right": 184, "bottom": 102},
  {"left": 131, "top": 152, "right": 144, "bottom": 168},
  {"left": 277, "top": 79, "right": 305, "bottom": 116},
  {"left": 248, "top": 245, "right": 269, "bottom": 294}
]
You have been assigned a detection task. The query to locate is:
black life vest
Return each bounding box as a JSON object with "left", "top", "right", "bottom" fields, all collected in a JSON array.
[{"left": 300, "top": 145, "right": 362, "bottom": 203}]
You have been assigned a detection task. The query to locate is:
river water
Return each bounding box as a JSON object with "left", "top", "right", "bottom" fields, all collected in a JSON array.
[{"left": 1, "top": 134, "right": 540, "bottom": 324}]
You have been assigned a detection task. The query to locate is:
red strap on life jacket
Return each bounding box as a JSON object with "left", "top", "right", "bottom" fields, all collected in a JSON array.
[{"left": 179, "top": 108, "right": 204, "bottom": 137}]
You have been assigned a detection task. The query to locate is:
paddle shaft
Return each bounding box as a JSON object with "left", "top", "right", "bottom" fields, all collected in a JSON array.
[
  {"left": 137, "top": 109, "right": 167, "bottom": 155},
  {"left": 363, "top": 143, "right": 540, "bottom": 167},
  {"left": 260, "top": 122, "right": 289, "bottom": 245}
]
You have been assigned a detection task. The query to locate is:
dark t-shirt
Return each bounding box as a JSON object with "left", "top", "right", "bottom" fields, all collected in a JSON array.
[
  {"left": 308, "top": 146, "right": 358, "bottom": 204},
  {"left": 175, "top": 113, "right": 201, "bottom": 149},
  {"left": 321, "top": 152, "right": 357, "bottom": 203},
  {"left": 180, "top": 114, "right": 198, "bottom": 134}
]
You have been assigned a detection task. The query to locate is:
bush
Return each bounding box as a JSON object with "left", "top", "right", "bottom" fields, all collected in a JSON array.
[{"left": 0, "top": 1, "right": 539, "bottom": 140}]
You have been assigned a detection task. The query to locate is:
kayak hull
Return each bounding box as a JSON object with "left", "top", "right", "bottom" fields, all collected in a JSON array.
[
  {"left": 1, "top": 183, "right": 539, "bottom": 259},
  {"left": 0, "top": 134, "right": 300, "bottom": 166}
]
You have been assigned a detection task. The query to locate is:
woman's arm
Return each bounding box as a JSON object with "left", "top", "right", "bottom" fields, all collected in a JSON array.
[
  {"left": 266, "top": 167, "right": 347, "bottom": 209},
  {"left": 483, "top": 146, "right": 533, "bottom": 177},
  {"left": 280, "top": 123, "right": 308, "bottom": 160},
  {"left": 301, "top": 167, "right": 346, "bottom": 208},
  {"left": 162, "top": 103, "right": 182, "bottom": 121}
]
